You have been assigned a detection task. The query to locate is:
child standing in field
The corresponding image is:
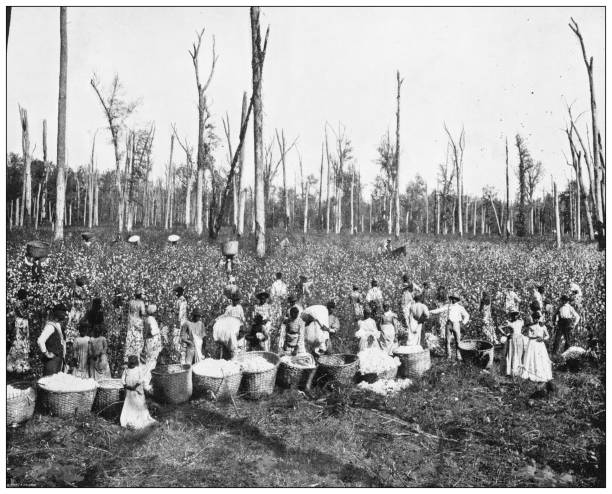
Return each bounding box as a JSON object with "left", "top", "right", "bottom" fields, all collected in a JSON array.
[
  {"left": 120, "top": 355, "right": 156, "bottom": 430},
  {"left": 326, "top": 301, "right": 340, "bottom": 352},
  {"left": 246, "top": 313, "right": 270, "bottom": 352},
  {"left": 89, "top": 324, "right": 112, "bottom": 380},
  {"left": 521, "top": 311, "right": 552, "bottom": 382},
  {"left": 502, "top": 310, "right": 525, "bottom": 377},
  {"left": 125, "top": 290, "right": 146, "bottom": 364},
  {"left": 278, "top": 307, "right": 305, "bottom": 356},
  {"left": 380, "top": 303, "right": 399, "bottom": 354},
  {"left": 72, "top": 321, "right": 91, "bottom": 378},
  {"left": 349, "top": 285, "right": 364, "bottom": 325},
  {"left": 224, "top": 292, "right": 246, "bottom": 324}
]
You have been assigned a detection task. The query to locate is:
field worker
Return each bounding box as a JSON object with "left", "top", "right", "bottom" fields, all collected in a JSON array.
[
  {"left": 366, "top": 279, "right": 384, "bottom": 314},
  {"left": 253, "top": 291, "right": 273, "bottom": 337},
  {"left": 270, "top": 272, "right": 288, "bottom": 326},
  {"left": 521, "top": 311, "right": 552, "bottom": 383},
  {"left": 501, "top": 310, "right": 525, "bottom": 377},
  {"left": 302, "top": 305, "right": 330, "bottom": 356},
  {"left": 120, "top": 355, "right": 156, "bottom": 430},
  {"left": 85, "top": 297, "right": 106, "bottom": 338},
  {"left": 181, "top": 308, "right": 206, "bottom": 364},
  {"left": 7, "top": 288, "right": 31, "bottom": 374},
  {"left": 479, "top": 291, "right": 497, "bottom": 343},
  {"left": 223, "top": 276, "right": 239, "bottom": 300},
  {"left": 173, "top": 286, "right": 188, "bottom": 327},
  {"left": 270, "top": 272, "right": 288, "bottom": 307},
  {"left": 296, "top": 274, "right": 313, "bottom": 308},
  {"left": 246, "top": 313, "right": 270, "bottom": 351},
  {"left": 224, "top": 292, "right": 246, "bottom": 324},
  {"left": 569, "top": 282, "right": 583, "bottom": 332},
  {"left": 380, "top": 302, "right": 400, "bottom": 354},
  {"left": 140, "top": 304, "right": 162, "bottom": 391},
  {"left": 278, "top": 306, "right": 306, "bottom": 356},
  {"left": 71, "top": 321, "right": 91, "bottom": 378},
  {"left": 433, "top": 286, "right": 449, "bottom": 338},
  {"left": 430, "top": 292, "right": 470, "bottom": 360},
  {"left": 124, "top": 290, "right": 146, "bottom": 364},
  {"left": 406, "top": 293, "right": 430, "bottom": 347},
  {"left": 421, "top": 281, "right": 434, "bottom": 308},
  {"left": 213, "top": 315, "right": 243, "bottom": 360},
  {"left": 349, "top": 285, "right": 364, "bottom": 324},
  {"left": 38, "top": 304, "right": 68, "bottom": 376},
  {"left": 500, "top": 282, "right": 521, "bottom": 315},
  {"left": 286, "top": 293, "right": 303, "bottom": 316},
  {"left": 355, "top": 307, "right": 381, "bottom": 351},
  {"left": 553, "top": 294, "right": 580, "bottom": 355},
  {"left": 530, "top": 285, "right": 544, "bottom": 313},
  {"left": 400, "top": 281, "right": 416, "bottom": 328},
  {"left": 89, "top": 323, "right": 111, "bottom": 381},
  {"left": 66, "top": 276, "right": 87, "bottom": 344}
]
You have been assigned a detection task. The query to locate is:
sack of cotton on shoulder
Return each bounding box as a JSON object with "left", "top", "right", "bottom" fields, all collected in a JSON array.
[{"left": 302, "top": 305, "right": 329, "bottom": 346}]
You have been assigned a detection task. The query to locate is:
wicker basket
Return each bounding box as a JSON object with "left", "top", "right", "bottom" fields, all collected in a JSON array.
[
  {"left": 277, "top": 361, "right": 317, "bottom": 389},
  {"left": 458, "top": 339, "right": 494, "bottom": 369},
  {"left": 93, "top": 379, "right": 125, "bottom": 411},
  {"left": 222, "top": 240, "right": 239, "bottom": 256},
  {"left": 26, "top": 241, "right": 50, "bottom": 259},
  {"left": 193, "top": 369, "right": 243, "bottom": 400},
  {"left": 81, "top": 232, "right": 95, "bottom": 241},
  {"left": 234, "top": 351, "right": 280, "bottom": 399},
  {"left": 151, "top": 364, "right": 193, "bottom": 404},
  {"left": 394, "top": 348, "right": 431, "bottom": 378},
  {"left": 7, "top": 384, "right": 36, "bottom": 426},
  {"left": 317, "top": 354, "right": 359, "bottom": 386},
  {"left": 37, "top": 385, "right": 97, "bottom": 418}
]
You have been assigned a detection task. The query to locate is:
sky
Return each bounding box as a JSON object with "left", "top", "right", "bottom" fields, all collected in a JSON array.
[{"left": 6, "top": 6, "right": 605, "bottom": 200}]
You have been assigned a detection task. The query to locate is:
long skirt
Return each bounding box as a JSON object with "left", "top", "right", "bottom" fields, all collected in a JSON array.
[
  {"left": 380, "top": 324, "right": 397, "bottom": 355},
  {"left": 504, "top": 334, "right": 525, "bottom": 377},
  {"left": 89, "top": 354, "right": 112, "bottom": 381},
  {"left": 521, "top": 340, "right": 552, "bottom": 382},
  {"left": 7, "top": 317, "right": 31, "bottom": 373},
  {"left": 120, "top": 387, "right": 156, "bottom": 430}
]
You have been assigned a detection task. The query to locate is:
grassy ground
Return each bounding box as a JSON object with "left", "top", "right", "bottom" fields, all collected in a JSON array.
[{"left": 7, "top": 356, "right": 604, "bottom": 487}]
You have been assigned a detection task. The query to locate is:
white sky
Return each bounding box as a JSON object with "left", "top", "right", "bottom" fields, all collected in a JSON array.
[{"left": 6, "top": 6, "right": 605, "bottom": 199}]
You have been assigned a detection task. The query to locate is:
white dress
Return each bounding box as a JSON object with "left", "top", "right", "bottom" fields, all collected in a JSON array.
[
  {"left": 521, "top": 324, "right": 552, "bottom": 382},
  {"left": 120, "top": 367, "right": 156, "bottom": 430},
  {"left": 355, "top": 319, "right": 381, "bottom": 352}
]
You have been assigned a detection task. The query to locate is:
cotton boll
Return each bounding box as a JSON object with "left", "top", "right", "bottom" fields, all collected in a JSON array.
[{"left": 192, "top": 358, "right": 242, "bottom": 378}]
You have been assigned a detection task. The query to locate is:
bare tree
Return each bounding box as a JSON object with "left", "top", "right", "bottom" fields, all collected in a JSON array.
[
  {"left": 88, "top": 132, "right": 97, "bottom": 228},
  {"left": 91, "top": 74, "right": 137, "bottom": 233},
  {"left": 526, "top": 160, "right": 543, "bottom": 235},
  {"left": 275, "top": 129, "right": 298, "bottom": 230},
  {"left": 444, "top": 124, "right": 465, "bottom": 236},
  {"left": 189, "top": 28, "right": 218, "bottom": 236},
  {"left": 18, "top": 106, "right": 32, "bottom": 228},
  {"left": 54, "top": 7, "right": 68, "bottom": 240},
  {"left": 394, "top": 70, "right": 404, "bottom": 238},
  {"left": 250, "top": 7, "right": 270, "bottom": 257},
  {"left": 570, "top": 18, "right": 604, "bottom": 223},
  {"left": 325, "top": 129, "right": 332, "bottom": 234},
  {"left": 483, "top": 186, "right": 502, "bottom": 236}
]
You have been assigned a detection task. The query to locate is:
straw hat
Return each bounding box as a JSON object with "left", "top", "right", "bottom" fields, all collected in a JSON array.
[{"left": 168, "top": 234, "right": 180, "bottom": 244}]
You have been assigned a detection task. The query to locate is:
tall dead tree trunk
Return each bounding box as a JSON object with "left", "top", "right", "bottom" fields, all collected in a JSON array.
[
  {"left": 505, "top": 137, "right": 510, "bottom": 239},
  {"left": 435, "top": 190, "right": 440, "bottom": 235},
  {"left": 325, "top": 130, "right": 331, "bottom": 234},
  {"left": 189, "top": 28, "right": 218, "bottom": 237},
  {"left": 54, "top": 7, "right": 68, "bottom": 240},
  {"left": 444, "top": 124, "right": 464, "bottom": 237},
  {"left": 350, "top": 166, "right": 355, "bottom": 235},
  {"left": 394, "top": 71, "right": 404, "bottom": 238},
  {"left": 570, "top": 18, "right": 604, "bottom": 223},
  {"left": 236, "top": 92, "right": 248, "bottom": 236},
  {"left": 318, "top": 142, "right": 324, "bottom": 229},
  {"left": 165, "top": 135, "right": 174, "bottom": 230},
  {"left": 554, "top": 182, "right": 561, "bottom": 248},
  {"left": 250, "top": 7, "right": 270, "bottom": 257},
  {"left": 41, "top": 119, "right": 49, "bottom": 222},
  {"left": 278, "top": 130, "right": 290, "bottom": 230},
  {"left": 88, "top": 133, "right": 96, "bottom": 228},
  {"left": 19, "top": 106, "right": 32, "bottom": 228}
]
